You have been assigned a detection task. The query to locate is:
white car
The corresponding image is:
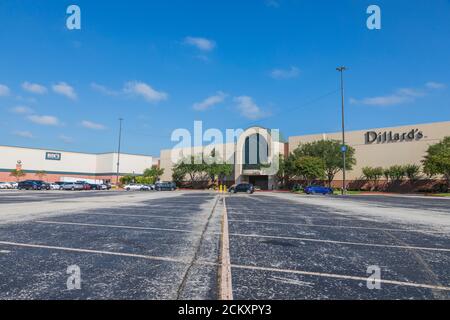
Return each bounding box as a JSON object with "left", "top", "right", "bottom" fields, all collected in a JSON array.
[
  {"left": 49, "top": 183, "right": 62, "bottom": 190},
  {"left": 0, "top": 182, "right": 13, "bottom": 189},
  {"left": 124, "top": 184, "right": 149, "bottom": 191}
]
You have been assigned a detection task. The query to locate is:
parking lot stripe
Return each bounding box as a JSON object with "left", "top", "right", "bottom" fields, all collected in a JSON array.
[
  {"left": 79, "top": 212, "right": 204, "bottom": 222},
  {"left": 231, "top": 264, "right": 450, "bottom": 291},
  {"left": 219, "top": 196, "right": 233, "bottom": 300},
  {"left": 228, "top": 218, "right": 445, "bottom": 234},
  {"left": 229, "top": 233, "right": 450, "bottom": 252},
  {"left": 34, "top": 220, "right": 201, "bottom": 234},
  {"left": 0, "top": 241, "right": 189, "bottom": 264}
]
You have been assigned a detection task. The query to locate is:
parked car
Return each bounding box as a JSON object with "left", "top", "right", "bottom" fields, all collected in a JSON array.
[
  {"left": 61, "top": 182, "right": 84, "bottom": 191},
  {"left": 229, "top": 183, "right": 254, "bottom": 194},
  {"left": 0, "top": 182, "right": 13, "bottom": 189},
  {"left": 18, "top": 180, "right": 50, "bottom": 190},
  {"left": 76, "top": 181, "right": 92, "bottom": 190},
  {"left": 89, "top": 184, "right": 102, "bottom": 190},
  {"left": 10, "top": 182, "right": 18, "bottom": 189},
  {"left": 155, "top": 182, "right": 176, "bottom": 191},
  {"left": 304, "top": 185, "right": 333, "bottom": 195},
  {"left": 49, "top": 183, "right": 62, "bottom": 190},
  {"left": 124, "top": 184, "right": 149, "bottom": 191}
]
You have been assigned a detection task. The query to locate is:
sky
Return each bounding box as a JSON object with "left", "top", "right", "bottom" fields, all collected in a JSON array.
[{"left": 0, "top": 0, "right": 449, "bottom": 156}]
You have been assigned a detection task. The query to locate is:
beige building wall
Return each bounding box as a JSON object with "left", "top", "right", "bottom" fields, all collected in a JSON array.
[
  {"left": 160, "top": 143, "right": 235, "bottom": 182},
  {"left": 288, "top": 121, "right": 450, "bottom": 180},
  {"left": 0, "top": 146, "right": 152, "bottom": 176}
]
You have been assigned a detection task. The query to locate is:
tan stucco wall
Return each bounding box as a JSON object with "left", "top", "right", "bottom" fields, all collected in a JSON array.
[{"left": 288, "top": 121, "right": 450, "bottom": 180}]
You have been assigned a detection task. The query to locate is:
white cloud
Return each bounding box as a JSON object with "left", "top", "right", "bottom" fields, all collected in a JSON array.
[
  {"left": 350, "top": 82, "right": 445, "bottom": 107},
  {"left": 234, "top": 96, "right": 267, "bottom": 120},
  {"left": 193, "top": 91, "right": 227, "bottom": 111},
  {"left": 11, "top": 106, "right": 34, "bottom": 115},
  {"left": 0, "top": 84, "right": 11, "bottom": 96},
  {"left": 123, "top": 81, "right": 168, "bottom": 103},
  {"left": 22, "top": 82, "right": 48, "bottom": 94},
  {"left": 426, "top": 82, "right": 446, "bottom": 90},
  {"left": 271, "top": 66, "right": 300, "bottom": 79},
  {"left": 91, "top": 82, "right": 120, "bottom": 96},
  {"left": 13, "top": 130, "right": 34, "bottom": 139},
  {"left": 59, "top": 134, "right": 74, "bottom": 143},
  {"left": 52, "top": 82, "right": 77, "bottom": 100},
  {"left": 27, "top": 115, "right": 60, "bottom": 126},
  {"left": 184, "top": 37, "right": 216, "bottom": 52},
  {"left": 81, "top": 120, "right": 106, "bottom": 130},
  {"left": 265, "top": 0, "right": 280, "bottom": 8}
]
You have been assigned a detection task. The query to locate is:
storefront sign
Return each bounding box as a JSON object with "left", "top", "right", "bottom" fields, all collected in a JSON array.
[
  {"left": 365, "top": 129, "right": 424, "bottom": 144},
  {"left": 45, "top": 152, "right": 62, "bottom": 161}
]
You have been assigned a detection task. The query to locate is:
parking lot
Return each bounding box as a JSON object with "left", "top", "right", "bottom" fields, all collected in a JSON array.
[{"left": 0, "top": 190, "right": 449, "bottom": 299}]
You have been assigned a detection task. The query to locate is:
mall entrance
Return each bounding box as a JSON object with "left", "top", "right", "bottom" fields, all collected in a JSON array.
[{"left": 248, "top": 175, "right": 269, "bottom": 190}]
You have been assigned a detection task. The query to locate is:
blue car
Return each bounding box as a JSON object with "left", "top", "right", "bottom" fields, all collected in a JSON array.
[{"left": 304, "top": 185, "right": 333, "bottom": 195}]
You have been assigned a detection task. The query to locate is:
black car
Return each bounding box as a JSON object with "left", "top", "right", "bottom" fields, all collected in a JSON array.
[
  {"left": 155, "top": 182, "right": 176, "bottom": 191},
  {"left": 18, "top": 180, "right": 50, "bottom": 190},
  {"left": 229, "top": 183, "right": 255, "bottom": 194}
]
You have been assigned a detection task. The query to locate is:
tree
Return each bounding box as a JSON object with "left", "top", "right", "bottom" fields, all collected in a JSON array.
[
  {"left": 362, "top": 166, "right": 384, "bottom": 183},
  {"left": 291, "top": 156, "right": 325, "bottom": 186},
  {"left": 292, "top": 140, "right": 356, "bottom": 187},
  {"left": 385, "top": 165, "right": 406, "bottom": 182},
  {"left": 143, "top": 167, "right": 165, "bottom": 183},
  {"left": 422, "top": 137, "right": 450, "bottom": 187},
  {"left": 404, "top": 164, "right": 421, "bottom": 181},
  {"left": 275, "top": 154, "right": 289, "bottom": 188},
  {"left": 35, "top": 170, "right": 47, "bottom": 181},
  {"left": 10, "top": 169, "right": 26, "bottom": 182},
  {"left": 172, "top": 155, "right": 207, "bottom": 187},
  {"left": 120, "top": 175, "right": 134, "bottom": 185}
]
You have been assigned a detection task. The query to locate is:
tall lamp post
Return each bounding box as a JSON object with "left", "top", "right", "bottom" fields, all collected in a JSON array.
[
  {"left": 116, "top": 118, "right": 123, "bottom": 185},
  {"left": 336, "top": 66, "right": 347, "bottom": 195}
]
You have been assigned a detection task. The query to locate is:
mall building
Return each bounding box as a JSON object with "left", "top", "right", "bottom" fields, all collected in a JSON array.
[
  {"left": 1, "top": 121, "right": 449, "bottom": 188},
  {"left": 0, "top": 145, "right": 156, "bottom": 184},
  {"left": 159, "top": 121, "right": 450, "bottom": 189}
]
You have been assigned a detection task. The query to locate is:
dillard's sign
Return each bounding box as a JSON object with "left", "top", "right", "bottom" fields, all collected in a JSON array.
[{"left": 365, "top": 129, "right": 424, "bottom": 145}]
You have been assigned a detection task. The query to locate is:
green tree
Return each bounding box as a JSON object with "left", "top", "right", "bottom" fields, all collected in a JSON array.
[
  {"left": 275, "top": 154, "right": 289, "bottom": 188},
  {"left": 422, "top": 137, "right": 450, "bottom": 187},
  {"left": 10, "top": 169, "right": 26, "bottom": 182},
  {"left": 385, "top": 165, "right": 406, "bottom": 182},
  {"left": 404, "top": 164, "right": 421, "bottom": 181},
  {"left": 292, "top": 140, "right": 356, "bottom": 187},
  {"left": 291, "top": 156, "right": 325, "bottom": 186},
  {"left": 143, "top": 167, "right": 165, "bottom": 183},
  {"left": 120, "top": 175, "right": 134, "bottom": 185},
  {"left": 362, "top": 167, "right": 384, "bottom": 183}
]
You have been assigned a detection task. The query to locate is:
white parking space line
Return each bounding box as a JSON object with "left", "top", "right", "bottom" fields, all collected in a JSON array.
[
  {"left": 34, "top": 220, "right": 450, "bottom": 253},
  {"left": 228, "top": 218, "right": 446, "bottom": 234},
  {"left": 35, "top": 220, "right": 202, "bottom": 235},
  {"left": 79, "top": 212, "right": 204, "bottom": 222},
  {"left": 231, "top": 264, "right": 450, "bottom": 292},
  {"left": 0, "top": 241, "right": 190, "bottom": 264},
  {"left": 228, "top": 211, "right": 355, "bottom": 221},
  {"left": 229, "top": 232, "right": 450, "bottom": 252},
  {"left": 1, "top": 240, "right": 448, "bottom": 292}
]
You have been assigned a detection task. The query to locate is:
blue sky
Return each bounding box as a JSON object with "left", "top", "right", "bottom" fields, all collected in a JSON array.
[{"left": 1, "top": 0, "right": 449, "bottom": 156}]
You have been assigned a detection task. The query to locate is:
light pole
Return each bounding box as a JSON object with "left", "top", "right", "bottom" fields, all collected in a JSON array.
[
  {"left": 116, "top": 118, "right": 123, "bottom": 185},
  {"left": 336, "top": 66, "right": 347, "bottom": 195}
]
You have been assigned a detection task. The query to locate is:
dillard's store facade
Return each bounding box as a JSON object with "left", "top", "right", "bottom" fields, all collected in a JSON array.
[
  {"left": 1, "top": 120, "right": 449, "bottom": 189},
  {"left": 159, "top": 121, "right": 450, "bottom": 190}
]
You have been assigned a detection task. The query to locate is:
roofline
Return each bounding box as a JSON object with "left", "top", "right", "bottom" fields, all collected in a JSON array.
[{"left": 0, "top": 144, "right": 153, "bottom": 158}]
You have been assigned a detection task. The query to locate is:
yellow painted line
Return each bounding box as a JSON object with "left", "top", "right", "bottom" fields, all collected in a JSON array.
[{"left": 219, "top": 196, "right": 233, "bottom": 300}]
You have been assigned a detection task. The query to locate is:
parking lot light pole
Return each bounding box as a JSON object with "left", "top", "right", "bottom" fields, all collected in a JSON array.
[
  {"left": 116, "top": 118, "right": 123, "bottom": 185},
  {"left": 336, "top": 66, "right": 347, "bottom": 195}
]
